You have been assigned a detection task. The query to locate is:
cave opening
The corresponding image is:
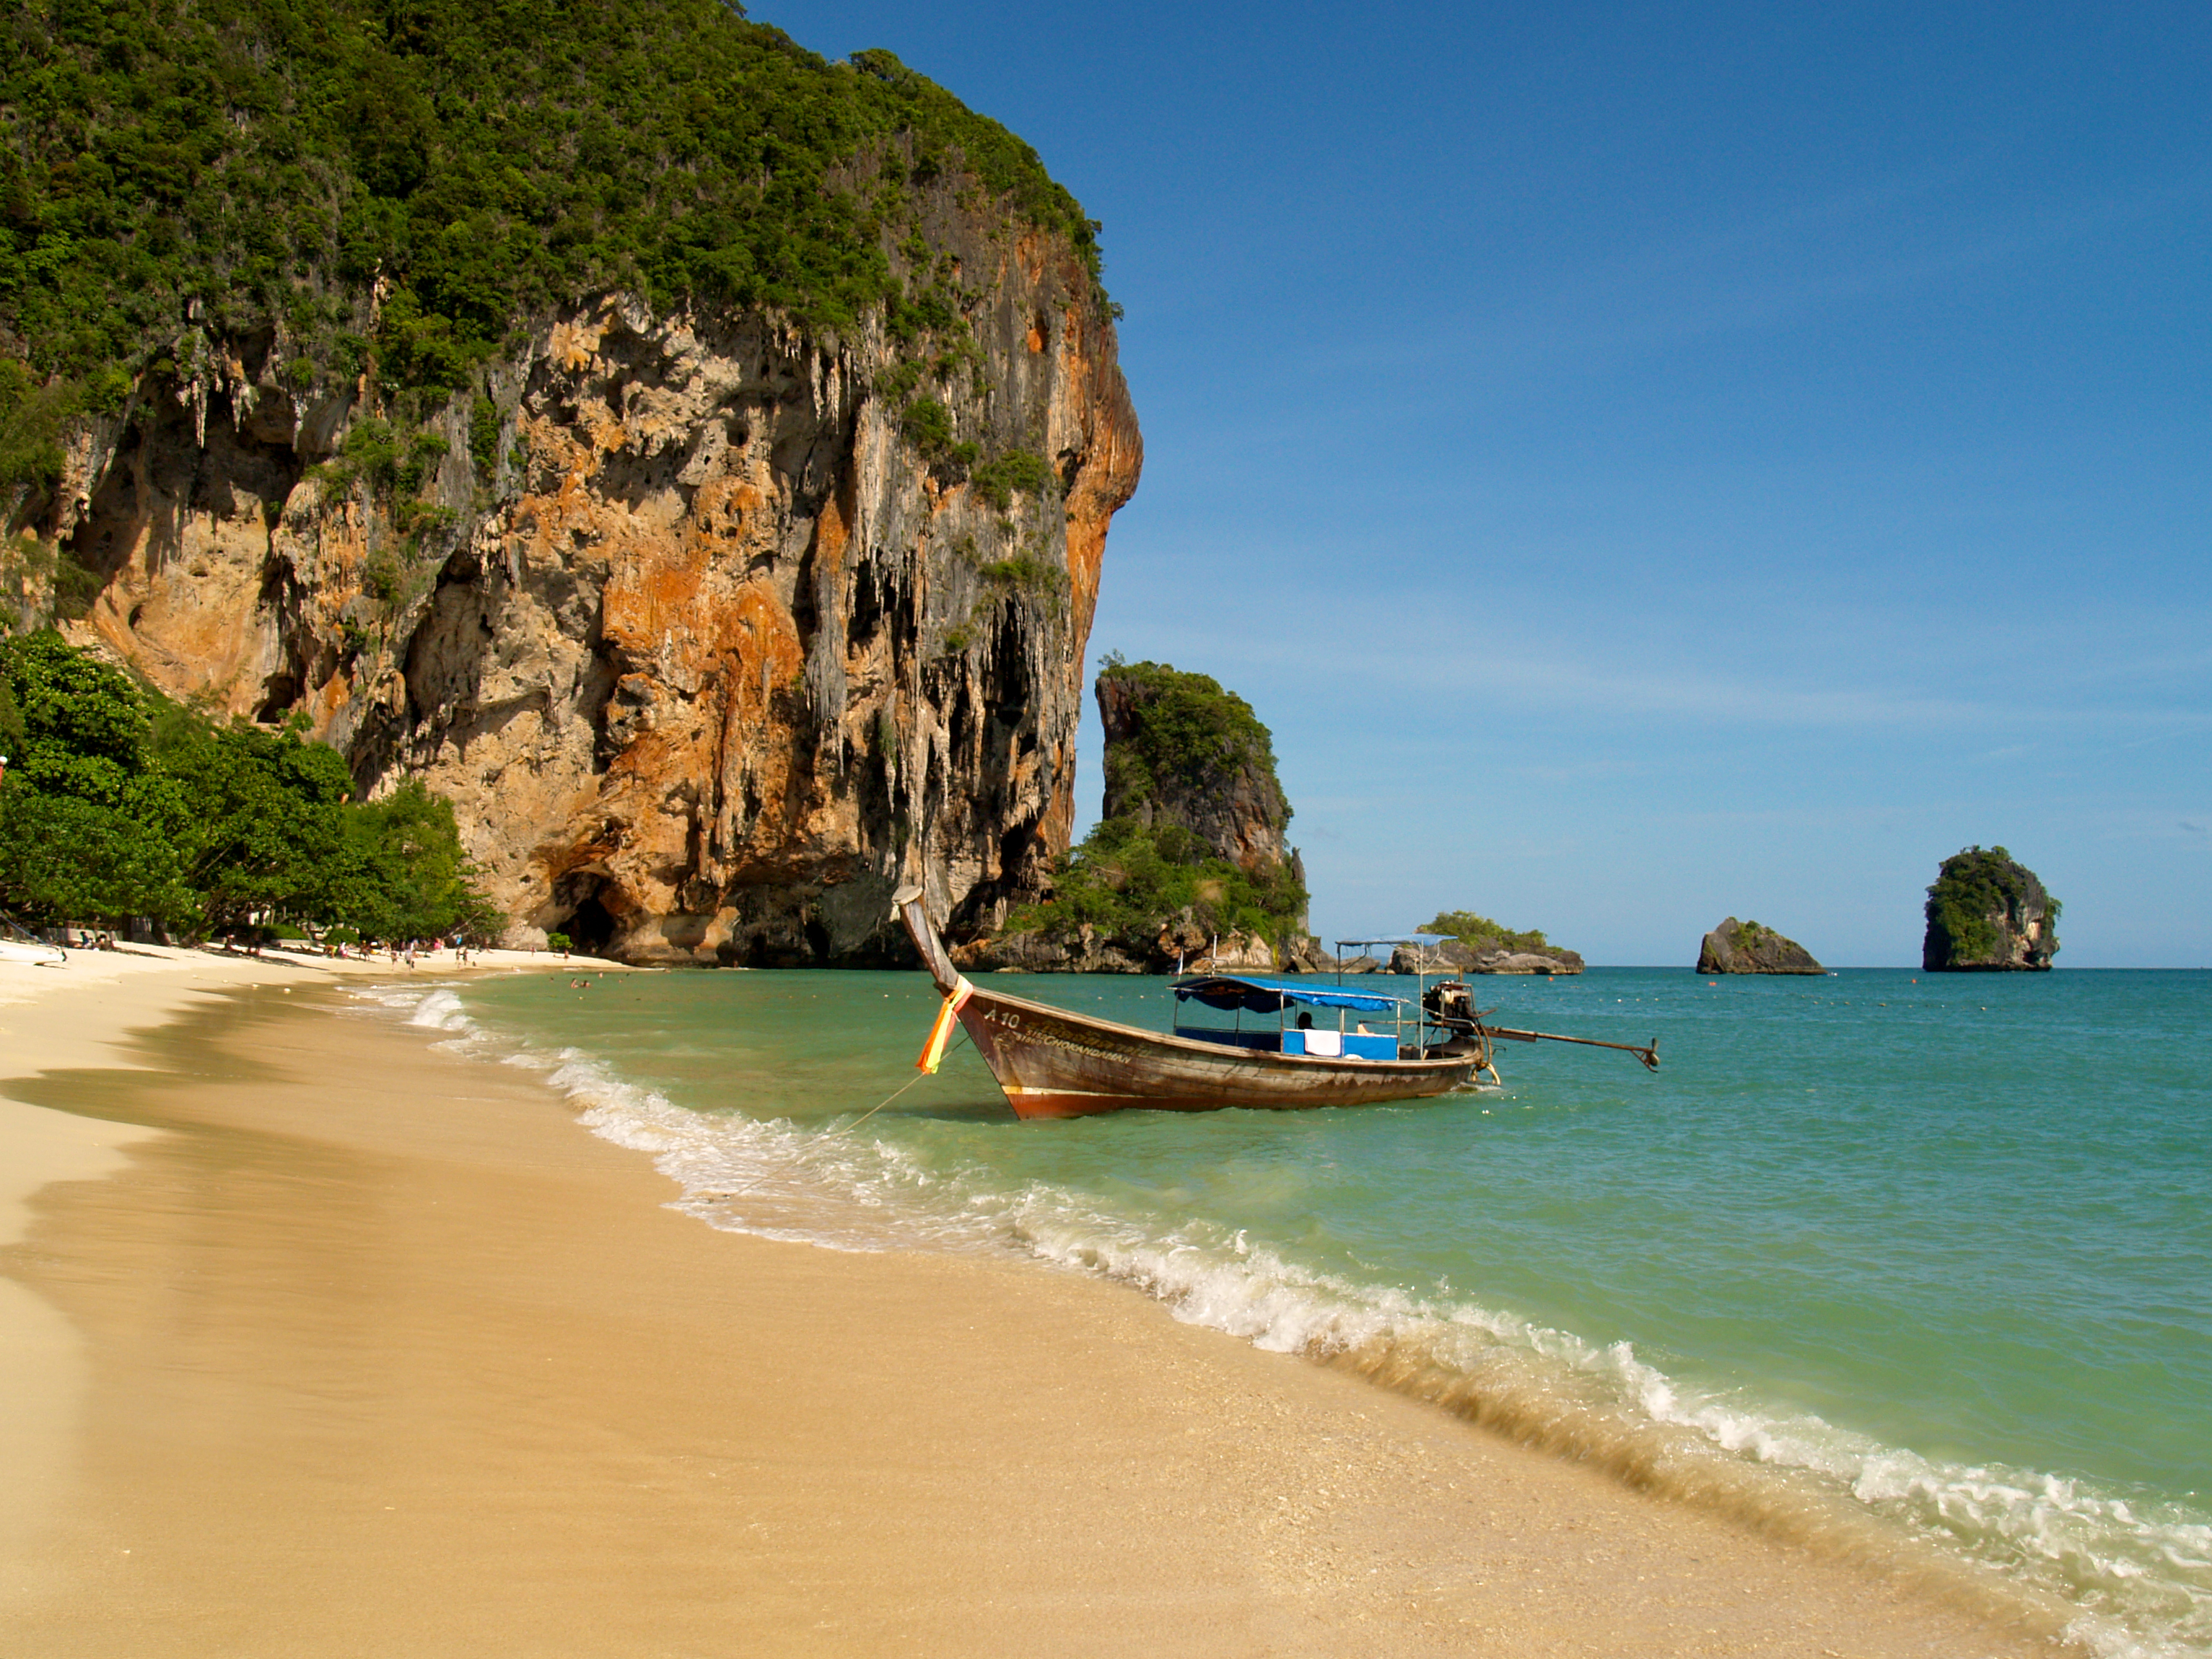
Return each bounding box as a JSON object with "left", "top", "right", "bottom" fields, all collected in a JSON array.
[
  {"left": 253, "top": 673, "right": 302, "bottom": 723},
  {"left": 558, "top": 888, "right": 618, "bottom": 955}
]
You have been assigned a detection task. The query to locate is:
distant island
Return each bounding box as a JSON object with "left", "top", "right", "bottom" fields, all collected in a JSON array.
[
  {"left": 1924, "top": 847, "right": 2059, "bottom": 971},
  {"left": 1411, "top": 911, "right": 1585, "bottom": 976},
  {"left": 1697, "top": 918, "right": 1822, "bottom": 975}
]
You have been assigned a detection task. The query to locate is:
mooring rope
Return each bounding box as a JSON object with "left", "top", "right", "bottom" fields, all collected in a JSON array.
[{"left": 706, "top": 1028, "right": 970, "bottom": 1210}]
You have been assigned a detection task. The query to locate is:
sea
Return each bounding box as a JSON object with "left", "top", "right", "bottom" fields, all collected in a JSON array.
[{"left": 365, "top": 965, "right": 2210, "bottom": 1656}]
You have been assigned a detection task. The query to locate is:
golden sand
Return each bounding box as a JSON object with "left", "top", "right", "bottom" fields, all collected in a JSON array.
[{"left": 0, "top": 956, "right": 2061, "bottom": 1656}]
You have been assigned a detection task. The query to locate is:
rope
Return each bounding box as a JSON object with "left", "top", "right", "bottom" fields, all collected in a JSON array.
[{"left": 706, "top": 1028, "right": 970, "bottom": 1210}]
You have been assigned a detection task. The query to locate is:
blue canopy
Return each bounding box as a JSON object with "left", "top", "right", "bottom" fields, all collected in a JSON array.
[{"left": 1172, "top": 974, "right": 1402, "bottom": 1015}]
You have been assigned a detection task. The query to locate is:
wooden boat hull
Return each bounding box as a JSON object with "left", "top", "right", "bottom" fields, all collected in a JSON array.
[
  {"left": 891, "top": 885, "right": 1477, "bottom": 1119},
  {"left": 955, "top": 982, "right": 1479, "bottom": 1119}
]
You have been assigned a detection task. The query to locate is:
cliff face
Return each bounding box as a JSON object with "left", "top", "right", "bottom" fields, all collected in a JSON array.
[
  {"left": 1096, "top": 665, "right": 1288, "bottom": 871},
  {"left": 1923, "top": 847, "right": 2058, "bottom": 972},
  {"left": 1697, "top": 918, "right": 1823, "bottom": 975},
  {"left": 36, "top": 195, "right": 1138, "bottom": 963}
]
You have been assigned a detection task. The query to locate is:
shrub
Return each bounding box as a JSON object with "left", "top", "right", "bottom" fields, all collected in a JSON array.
[
  {"left": 1004, "top": 815, "right": 1306, "bottom": 947},
  {"left": 469, "top": 396, "right": 500, "bottom": 478},
  {"left": 899, "top": 396, "right": 955, "bottom": 455},
  {"left": 978, "top": 556, "right": 1061, "bottom": 594},
  {"left": 970, "top": 448, "right": 1055, "bottom": 511}
]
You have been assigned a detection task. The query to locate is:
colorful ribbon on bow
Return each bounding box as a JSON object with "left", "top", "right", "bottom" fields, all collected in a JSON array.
[{"left": 915, "top": 976, "right": 975, "bottom": 1073}]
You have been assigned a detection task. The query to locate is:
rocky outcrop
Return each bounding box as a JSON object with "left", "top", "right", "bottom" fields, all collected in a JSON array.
[
  {"left": 953, "top": 660, "right": 1306, "bottom": 973},
  {"left": 1277, "top": 937, "right": 1336, "bottom": 974},
  {"left": 1697, "top": 918, "right": 1823, "bottom": 975},
  {"left": 1096, "top": 661, "right": 1288, "bottom": 872},
  {"left": 1389, "top": 940, "right": 1585, "bottom": 976},
  {"left": 1924, "top": 847, "right": 2059, "bottom": 971},
  {"left": 25, "top": 183, "right": 1139, "bottom": 964}
]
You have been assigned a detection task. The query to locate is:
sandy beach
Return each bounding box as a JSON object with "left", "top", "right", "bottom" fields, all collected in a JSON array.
[{"left": 0, "top": 950, "right": 2066, "bottom": 1657}]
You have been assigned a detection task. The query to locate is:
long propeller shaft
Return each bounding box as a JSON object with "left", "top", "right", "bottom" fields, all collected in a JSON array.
[{"left": 1484, "top": 1025, "right": 1661, "bottom": 1070}]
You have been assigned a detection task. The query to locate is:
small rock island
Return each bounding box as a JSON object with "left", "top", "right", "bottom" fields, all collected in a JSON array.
[
  {"left": 1696, "top": 919, "right": 1823, "bottom": 975},
  {"left": 1923, "top": 847, "right": 2060, "bottom": 971},
  {"left": 1413, "top": 912, "right": 1586, "bottom": 976}
]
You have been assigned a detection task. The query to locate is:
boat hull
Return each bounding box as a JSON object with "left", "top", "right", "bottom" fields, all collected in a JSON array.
[{"left": 954, "top": 983, "right": 1479, "bottom": 1119}]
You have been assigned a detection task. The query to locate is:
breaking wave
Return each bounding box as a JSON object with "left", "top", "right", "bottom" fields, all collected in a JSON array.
[{"left": 354, "top": 981, "right": 2209, "bottom": 1658}]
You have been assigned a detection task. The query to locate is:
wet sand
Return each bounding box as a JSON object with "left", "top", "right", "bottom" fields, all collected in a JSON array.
[{"left": 1, "top": 963, "right": 2065, "bottom": 1656}]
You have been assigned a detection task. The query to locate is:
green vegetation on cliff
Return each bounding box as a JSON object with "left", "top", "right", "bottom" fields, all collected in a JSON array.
[
  {"left": 1096, "top": 656, "right": 1281, "bottom": 818},
  {"left": 1007, "top": 816, "right": 1307, "bottom": 948},
  {"left": 0, "top": 0, "right": 1109, "bottom": 481},
  {"left": 0, "top": 632, "right": 494, "bottom": 939},
  {"left": 1007, "top": 659, "right": 1306, "bottom": 952},
  {"left": 1924, "top": 845, "right": 2060, "bottom": 970}
]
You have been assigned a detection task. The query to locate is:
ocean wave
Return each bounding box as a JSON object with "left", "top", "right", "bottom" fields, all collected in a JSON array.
[{"left": 351, "top": 981, "right": 2209, "bottom": 1658}]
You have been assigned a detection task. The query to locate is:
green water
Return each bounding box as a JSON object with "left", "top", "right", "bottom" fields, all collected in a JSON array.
[{"left": 392, "top": 966, "right": 2211, "bottom": 1655}]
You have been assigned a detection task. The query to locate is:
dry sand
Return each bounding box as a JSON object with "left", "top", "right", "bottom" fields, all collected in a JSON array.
[{"left": 0, "top": 952, "right": 2066, "bottom": 1656}]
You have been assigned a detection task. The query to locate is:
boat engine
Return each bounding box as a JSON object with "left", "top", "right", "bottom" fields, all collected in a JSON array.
[
  {"left": 1420, "top": 980, "right": 1492, "bottom": 1062},
  {"left": 1422, "top": 979, "right": 1477, "bottom": 1032}
]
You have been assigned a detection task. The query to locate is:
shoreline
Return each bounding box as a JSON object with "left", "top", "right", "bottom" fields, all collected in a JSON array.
[{"left": 1, "top": 955, "right": 2068, "bottom": 1655}]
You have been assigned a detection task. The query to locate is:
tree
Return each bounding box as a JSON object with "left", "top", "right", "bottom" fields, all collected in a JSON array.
[
  {"left": 0, "top": 786, "right": 192, "bottom": 927},
  {"left": 1, "top": 630, "right": 155, "bottom": 805},
  {"left": 0, "top": 632, "right": 499, "bottom": 941},
  {"left": 327, "top": 781, "right": 494, "bottom": 942},
  {"left": 0, "top": 632, "right": 195, "bottom": 927},
  {"left": 152, "top": 712, "right": 353, "bottom": 932}
]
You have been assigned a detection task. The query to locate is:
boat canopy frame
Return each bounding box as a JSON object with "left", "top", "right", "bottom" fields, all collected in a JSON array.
[{"left": 1171, "top": 971, "right": 1428, "bottom": 1059}]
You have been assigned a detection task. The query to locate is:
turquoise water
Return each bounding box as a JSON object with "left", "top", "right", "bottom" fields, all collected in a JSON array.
[{"left": 380, "top": 966, "right": 2211, "bottom": 1655}]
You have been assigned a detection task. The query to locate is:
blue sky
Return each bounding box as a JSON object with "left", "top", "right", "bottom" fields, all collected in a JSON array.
[{"left": 761, "top": 1, "right": 2211, "bottom": 965}]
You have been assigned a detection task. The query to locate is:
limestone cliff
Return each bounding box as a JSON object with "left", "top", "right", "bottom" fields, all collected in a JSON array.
[
  {"left": 1923, "top": 847, "right": 2059, "bottom": 972},
  {"left": 1697, "top": 918, "right": 1823, "bottom": 975},
  {"left": 23, "top": 198, "right": 1137, "bottom": 963},
  {"left": 1096, "top": 660, "right": 1289, "bottom": 872}
]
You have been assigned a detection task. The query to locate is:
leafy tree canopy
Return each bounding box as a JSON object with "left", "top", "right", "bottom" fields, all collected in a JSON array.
[
  {"left": 1096, "top": 656, "right": 1285, "bottom": 824},
  {"left": 0, "top": 631, "right": 495, "bottom": 937},
  {"left": 0, "top": 0, "right": 1108, "bottom": 445}
]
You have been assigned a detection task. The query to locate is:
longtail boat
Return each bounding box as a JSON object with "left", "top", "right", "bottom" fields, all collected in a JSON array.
[{"left": 893, "top": 885, "right": 1658, "bottom": 1121}]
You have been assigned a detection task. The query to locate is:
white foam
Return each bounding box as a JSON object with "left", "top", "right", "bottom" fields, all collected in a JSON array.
[
  {"left": 406, "top": 988, "right": 468, "bottom": 1029},
  {"left": 346, "top": 980, "right": 2212, "bottom": 1657}
]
